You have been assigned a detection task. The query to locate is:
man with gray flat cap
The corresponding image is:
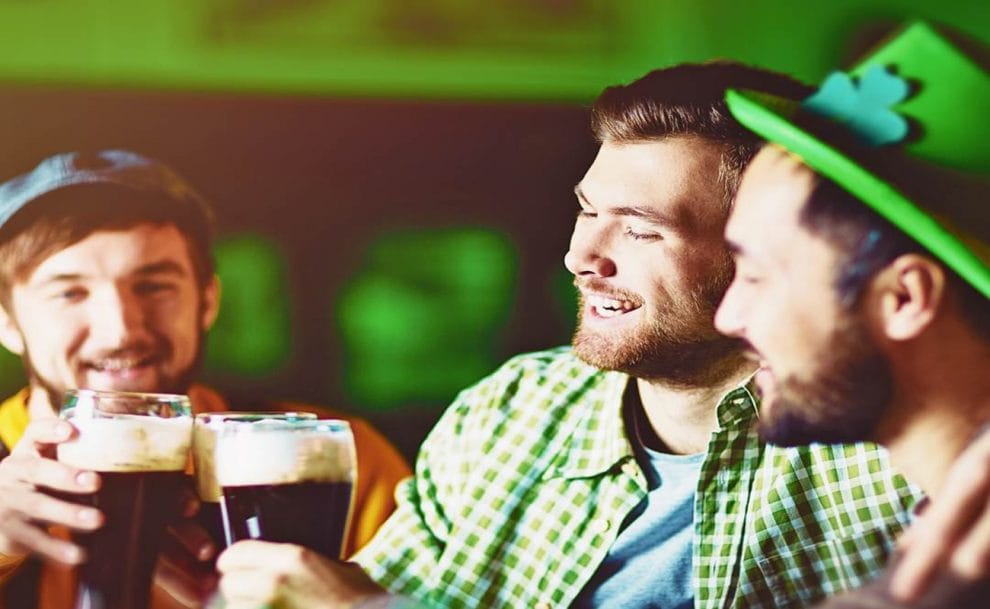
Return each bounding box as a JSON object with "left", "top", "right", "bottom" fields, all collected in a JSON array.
[{"left": 0, "top": 150, "right": 410, "bottom": 609}]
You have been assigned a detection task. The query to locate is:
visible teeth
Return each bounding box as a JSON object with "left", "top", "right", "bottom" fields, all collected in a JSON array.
[
  {"left": 587, "top": 294, "right": 636, "bottom": 317},
  {"left": 95, "top": 358, "right": 144, "bottom": 372}
]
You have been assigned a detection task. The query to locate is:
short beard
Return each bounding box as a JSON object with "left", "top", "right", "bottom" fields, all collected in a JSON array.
[
  {"left": 22, "top": 332, "right": 205, "bottom": 413},
  {"left": 572, "top": 260, "right": 745, "bottom": 387},
  {"left": 758, "top": 313, "right": 893, "bottom": 446}
]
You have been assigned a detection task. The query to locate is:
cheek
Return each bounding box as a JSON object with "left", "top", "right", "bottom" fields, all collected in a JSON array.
[
  {"left": 738, "top": 285, "right": 799, "bottom": 350},
  {"left": 148, "top": 297, "right": 202, "bottom": 345},
  {"left": 22, "top": 311, "right": 86, "bottom": 355},
  {"left": 763, "top": 302, "right": 828, "bottom": 362},
  {"left": 671, "top": 243, "right": 725, "bottom": 289}
]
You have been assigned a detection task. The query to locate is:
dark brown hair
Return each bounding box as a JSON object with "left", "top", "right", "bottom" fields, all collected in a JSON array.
[
  {"left": 590, "top": 61, "right": 811, "bottom": 206},
  {"left": 800, "top": 176, "right": 990, "bottom": 340}
]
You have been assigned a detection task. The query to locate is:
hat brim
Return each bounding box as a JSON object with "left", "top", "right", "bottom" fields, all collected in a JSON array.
[{"left": 726, "top": 88, "right": 990, "bottom": 299}]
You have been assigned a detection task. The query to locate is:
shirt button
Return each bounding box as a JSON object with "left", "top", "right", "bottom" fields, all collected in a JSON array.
[
  {"left": 536, "top": 603, "right": 551, "bottom": 609},
  {"left": 595, "top": 519, "right": 611, "bottom": 533}
]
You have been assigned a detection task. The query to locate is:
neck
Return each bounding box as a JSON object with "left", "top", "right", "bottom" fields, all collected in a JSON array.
[
  {"left": 636, "top": 359, "right": 755, "bottom": 455},
  {"left": 879, "top": 347, "right": 990, "bottom": 498}
]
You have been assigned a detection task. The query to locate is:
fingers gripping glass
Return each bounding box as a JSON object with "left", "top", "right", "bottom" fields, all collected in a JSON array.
[{"left": 57, "top": 389, "right": 193, "bottom": 609}]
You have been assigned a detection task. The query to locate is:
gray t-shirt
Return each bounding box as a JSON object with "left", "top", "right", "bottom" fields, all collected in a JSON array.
[{"left": 572, "top": 411, "right": 704, "bottom": 608}]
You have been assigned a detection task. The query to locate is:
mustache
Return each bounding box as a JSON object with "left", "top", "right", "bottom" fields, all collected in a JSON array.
[
  {"left": 78, "top": 344, "right": 164, "bottom": 364},
  {"left": 573, "top": 277, "right": 643, "bottom": 305}
]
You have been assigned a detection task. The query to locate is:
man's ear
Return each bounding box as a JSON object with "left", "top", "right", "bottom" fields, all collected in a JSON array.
[
  {"left": 0, "top": 303, "right": 25, "bottom": 356},
  {"left": 869, "top": 254, "right": 946, "bottom": 341},
  {"left": 202, "top": 274, "right": 221, "bottom": 331}
]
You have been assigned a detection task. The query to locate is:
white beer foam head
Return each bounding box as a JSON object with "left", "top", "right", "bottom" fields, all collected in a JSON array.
[
  {"left": 192, "top": 422, "right": 222, "bottom": 502},
  {"left": 193, "top": 412, "right": 316, "bottom": 502},
  {"left": 58, "top": 415, "right": 192, "bottom": 472},
  {"left": 214, "top": 421, "right": 356, "bottom": 487}
]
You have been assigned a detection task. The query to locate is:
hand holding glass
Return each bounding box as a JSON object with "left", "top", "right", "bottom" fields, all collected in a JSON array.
[{"left": 57, "top": 390, "right": 193, "bottom": 609}]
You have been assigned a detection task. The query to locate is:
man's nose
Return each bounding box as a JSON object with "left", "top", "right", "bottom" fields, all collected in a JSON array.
[
  {"left": 564, "top": 224, "right": 617, "bottom": 278},
  {"left": 713, "top": 282, "right": 744, "bottom": 338},
  {"left": 88, "top": 289, "right": 145, "bottom": 347}
]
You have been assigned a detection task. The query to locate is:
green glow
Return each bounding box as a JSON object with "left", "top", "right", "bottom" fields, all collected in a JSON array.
[
  {"left": 205, "top": 234, "right": 292, "bottom": 376},
  {"left": 0, "top": 1, "right": 983, "bottom": 100},
  {"left": 0, "top": 347, "right": 24, "bottom": 397},
  {"left": 337, "top": 227, "right": 516, "bottom": 409}
]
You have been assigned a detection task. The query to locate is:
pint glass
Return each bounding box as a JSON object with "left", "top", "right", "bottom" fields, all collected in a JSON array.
[
  {"left": 191, "top": 411, "right": 316, "bottom": 546},
  {"left": 57, "top": 390, "right": 193, "bottom": 609},
  {"left": 215, "top": 419, "right": 356, "bottom": 558}
]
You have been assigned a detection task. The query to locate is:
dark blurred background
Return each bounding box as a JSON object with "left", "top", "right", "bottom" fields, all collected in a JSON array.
[{"left": 0, "top": 0, "right": 986, "bottom": 461}]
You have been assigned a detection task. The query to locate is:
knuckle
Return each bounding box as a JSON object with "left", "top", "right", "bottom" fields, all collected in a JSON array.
[
  {"left": 287, "top": 544, "right": 310, "bottom": 566},
  {"left": 20, "top": 491, "right": 48, "bottom": 516},
  {"left": 0, "top": 455, "right": 29, "bottom": 478}
]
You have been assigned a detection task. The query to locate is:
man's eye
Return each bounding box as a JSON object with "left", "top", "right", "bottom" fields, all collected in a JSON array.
[
  {"left": 624, "top": 226, "right": 661, "bottom": 241},
  {"left": 56, "top": 288, "right": 87, "bottom": 301},
  {"left": 134, "top": 281, "right": 174, "bottom": 296},
  {"left": 576, "top": 208, "right": 597, "bottom": 219},
  {"left": 735, "top": 270, "right": 762, "bottom": 285}
]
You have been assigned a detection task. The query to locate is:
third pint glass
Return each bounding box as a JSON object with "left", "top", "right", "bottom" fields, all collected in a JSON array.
[
  {"left": 192, "top": 411, "right": 316, "bottom": 546},
  {"left": 214, "top": 419, "right": 356, "bottom": 558}
]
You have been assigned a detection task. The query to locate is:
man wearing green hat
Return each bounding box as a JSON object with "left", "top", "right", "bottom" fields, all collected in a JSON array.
[{"left": 715, "top": 20, "right": 990, "bottom": 607}]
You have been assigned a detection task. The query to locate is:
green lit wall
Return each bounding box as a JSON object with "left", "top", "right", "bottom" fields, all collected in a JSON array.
[{"left": 0, "top": 1, "right": 985, "bottom": 100}]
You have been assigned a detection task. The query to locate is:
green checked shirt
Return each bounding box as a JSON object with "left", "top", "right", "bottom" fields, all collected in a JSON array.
[{"left": 354, "top": 347, "right": 922, "bottom": 609}]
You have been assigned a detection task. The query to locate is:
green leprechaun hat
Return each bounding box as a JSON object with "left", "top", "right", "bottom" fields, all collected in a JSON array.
[{"left": 726, "top": 21, "right": 990, "bottom": 299}]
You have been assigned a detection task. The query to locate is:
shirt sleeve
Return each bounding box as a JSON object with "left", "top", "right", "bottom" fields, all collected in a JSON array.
[{"left": 352, "top": 363, "right": 513, "bottom": 600}]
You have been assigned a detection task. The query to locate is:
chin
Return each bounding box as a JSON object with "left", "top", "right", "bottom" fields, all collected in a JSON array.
[{"left": 757, "top": 399, "right": 878, "bottom": 447}]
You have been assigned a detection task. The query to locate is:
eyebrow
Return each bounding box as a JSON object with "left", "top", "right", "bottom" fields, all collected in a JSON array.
[
  {"left": 34, "top": 260, "right": 190, "bottom": 286},
  {"left": 134, "top": 260, "right": 189, "bottom": 277},
  {"left": 574, "top": 183, "right": 680, "bottom": 228}
]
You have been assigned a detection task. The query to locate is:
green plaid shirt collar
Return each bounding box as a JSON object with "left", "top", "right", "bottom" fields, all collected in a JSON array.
[
  {"left": 543, "top": 366, "right": 630, "bottom": 480},
  {"left": 547, "top": 370, "right": 758, "bottom": 481},
  {"left": 356, "top": 348, "right": 919, "bottom": 609}
]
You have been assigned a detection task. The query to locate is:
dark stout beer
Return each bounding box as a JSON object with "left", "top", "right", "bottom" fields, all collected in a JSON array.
[
  {"left": 58, "top": 390, "right": 192, "bottom": 609},
  {"left": 69, "top": 471, "right": 186, "bottom": 609},
  {"left": 192, "top": 412, "right": 316, "bottom": 548},
  {"left": 220, "top": 481, "right": 353, "bottom": 558},
  {"left": 216, "top": 420, "right": 356, "bottom": 559}
]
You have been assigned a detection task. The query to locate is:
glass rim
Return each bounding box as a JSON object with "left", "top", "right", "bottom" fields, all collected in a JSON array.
[
  {"left": 64, "top": 388, "right": 191, "bottom": 402},
  {"left": 194, "top": 411, "right": 318, "bottom": 421},
  {"left": 217, "top": 418, "right": 352, "bottom": 434},
  {"left": 62, "top": 389, "right": 192, "bottom": 419}
]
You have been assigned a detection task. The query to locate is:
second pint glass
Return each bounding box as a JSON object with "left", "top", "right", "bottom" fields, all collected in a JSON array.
[{"left": 214, "top": 419, "right": 356, "bottom": 558}]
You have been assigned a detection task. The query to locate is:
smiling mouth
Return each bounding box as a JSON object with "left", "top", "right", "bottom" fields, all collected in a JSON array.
[
  {"left": 86, "top": 355, "right": 157, "bottom": 375},
  {"left": 586, "top": 294, "right": 640, "bottom": 319}
]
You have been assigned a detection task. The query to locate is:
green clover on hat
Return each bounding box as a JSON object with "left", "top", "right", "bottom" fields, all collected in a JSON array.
[{"left": 726, "top": 21, "right": 990, "bottom": 299}]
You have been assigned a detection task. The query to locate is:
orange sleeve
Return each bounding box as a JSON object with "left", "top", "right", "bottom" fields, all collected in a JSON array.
[
  {"left": 0, "top": 553, "right": 27, "bottom": 588},
  {"left": 345, "top": 417, "right": 413, "bottom": 556}
]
